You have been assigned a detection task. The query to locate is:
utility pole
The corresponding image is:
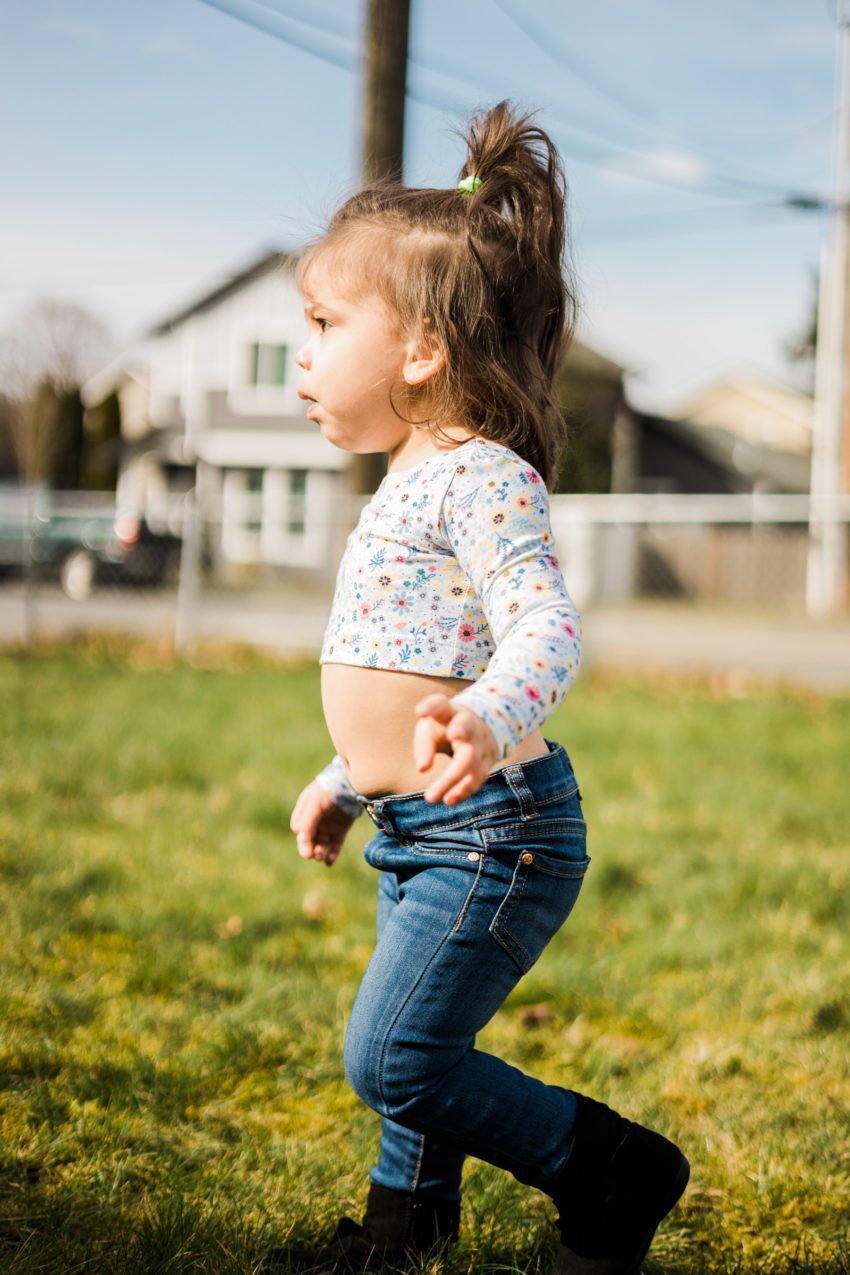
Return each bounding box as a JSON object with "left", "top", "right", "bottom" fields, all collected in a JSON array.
[
  {"left": 362, "top": 0, "right": 410, "bottom": 185},
  {"left": 346, "top": 0, "right": 411, "bottom": 496},
  {"left": 807, "top": 3, "right": 850, "bottom": 617}
]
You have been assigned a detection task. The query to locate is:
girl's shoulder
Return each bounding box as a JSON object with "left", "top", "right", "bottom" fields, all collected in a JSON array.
[{"left": 446, "top": 436, "right": 547, "bottom": 490}]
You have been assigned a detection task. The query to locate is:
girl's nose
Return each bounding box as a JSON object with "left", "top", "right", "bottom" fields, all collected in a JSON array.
[{"left": 296, "top": 344, "right": 310, "bottom": 370}]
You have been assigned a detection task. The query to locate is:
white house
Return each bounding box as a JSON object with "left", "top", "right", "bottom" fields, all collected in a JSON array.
[{"left": 83, "top": 248, "right": 353, "bottom": 578}]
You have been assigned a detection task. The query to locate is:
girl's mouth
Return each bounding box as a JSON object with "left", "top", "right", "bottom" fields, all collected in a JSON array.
[{"left": 306, "top": 403, "right": 319, "bottom": 421}]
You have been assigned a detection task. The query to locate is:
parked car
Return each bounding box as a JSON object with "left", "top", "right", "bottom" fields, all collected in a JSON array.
[{"left": 0, "top": 487, "right": 182, "bottom": 599}]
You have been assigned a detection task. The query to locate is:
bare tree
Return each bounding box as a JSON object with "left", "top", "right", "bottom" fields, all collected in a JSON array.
[
  {"left": 0, "top": 297, "right": 114, "bottom": 400},
  {"left": 0, "top": 298, "right": 116, "bottom": 484}
]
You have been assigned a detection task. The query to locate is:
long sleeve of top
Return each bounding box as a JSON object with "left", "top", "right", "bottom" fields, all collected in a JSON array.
[
  {"left": 314, "top": 753, "right": 365, "bottom": 820},
  {"left": 439, "top": 450, "right": 582, "bottom": 760}
]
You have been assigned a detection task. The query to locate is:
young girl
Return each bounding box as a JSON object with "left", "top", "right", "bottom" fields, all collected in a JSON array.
[{"left": 268, "top": 102, "right": 689, "bottom": 1275}]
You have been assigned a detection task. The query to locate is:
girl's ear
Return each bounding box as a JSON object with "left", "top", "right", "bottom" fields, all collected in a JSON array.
[{"left": 402, "top": 331, "right": 446, "bottom": 387}]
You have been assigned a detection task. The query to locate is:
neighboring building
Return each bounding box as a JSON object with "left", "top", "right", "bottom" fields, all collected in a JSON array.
[
  {"left": 598, "top": 392, "right": 812, "bottom": 606},
  {"left": 612, "top": 404, "right": 811, "bottom": 496},
  {"left": 666, "top": 373, "right": 813, "bottom": 456},
  {"left": 554, "top": 340, "right": 626, "bottom": 493},
  {"left": 83, "top": 248, "right": 354, "bottom": 580}
]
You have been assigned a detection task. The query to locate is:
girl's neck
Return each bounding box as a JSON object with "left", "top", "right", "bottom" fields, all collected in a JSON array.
[{"left": 386, "top": 426, "right": 478, "bottom": 475}]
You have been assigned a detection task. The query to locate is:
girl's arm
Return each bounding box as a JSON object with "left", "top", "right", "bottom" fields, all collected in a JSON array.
[
  {"left": 416, "top": 452, "right": 581, "bottom": 796},
  {"left": 441, "top": 451, "right": 581, "bottom": 759},
  {"left": 313, "top": 753, "right": 365, "bottom": 819}
]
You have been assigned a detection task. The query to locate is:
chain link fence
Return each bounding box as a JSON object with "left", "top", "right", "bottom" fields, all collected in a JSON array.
[{"left": 2, "top": 485, "right": 849, "bottom": 654}]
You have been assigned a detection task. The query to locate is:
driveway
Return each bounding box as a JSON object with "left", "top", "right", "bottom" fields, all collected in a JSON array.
[{"left": 2, "top": 584, "right": 849, "bottom": 692}]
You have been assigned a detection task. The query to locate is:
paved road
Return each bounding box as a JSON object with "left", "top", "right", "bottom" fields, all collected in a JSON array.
[{"left": 2, "top": 584, "right": 849, "bottom": 691}]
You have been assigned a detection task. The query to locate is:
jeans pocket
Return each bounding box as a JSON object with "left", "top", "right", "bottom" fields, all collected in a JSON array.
[{"left": 480, "top": 819, "right": 590, "bottom": 974}]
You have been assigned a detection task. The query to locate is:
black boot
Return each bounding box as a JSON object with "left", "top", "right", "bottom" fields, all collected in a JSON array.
[
  {"left": 549, "top": 1094, "right": 689, "bottom": 1275},
  {"left": 258, "top": 1181, "right": 461, "bottom": 1273}
]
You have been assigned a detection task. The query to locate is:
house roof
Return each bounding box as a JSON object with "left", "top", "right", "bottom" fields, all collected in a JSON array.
[
  {"left": 638, "top": 410, "right": 810, "bottom": 493},
  {"left": 561, "top": 339, "right": 625, "bottom": 382},
  {"left": 668, "top": 372, "right": 813, "bottom": 434},
  {"left": 81, "top": 350, "right": 147, "bottom": 407},
  {"left": 147, "top": 247, "right": 299, "bottom": 337}
]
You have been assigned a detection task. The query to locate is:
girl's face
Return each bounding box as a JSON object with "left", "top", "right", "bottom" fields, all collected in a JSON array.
[{"left": 296, "top": 258, "right": 423, "bottom": 458}]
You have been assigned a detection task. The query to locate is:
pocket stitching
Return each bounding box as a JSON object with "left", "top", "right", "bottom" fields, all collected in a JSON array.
[
  {"left": 490, "top": 857, "right": 534, "bottom": 970},
  {"left": 452, "top": 853, "right": 485, "bottom": 933},
  {"left": 408, "top": 829, "right": 486, "bottom": 857},
  {"left": 525, "top": 854, "right": 591, "bottom": 880},
  {"left": 481, "top": 818, "right": 586, "bottom": 842},
  {"left": 480, "top": 823, "right": 589, "bottom": 879}
]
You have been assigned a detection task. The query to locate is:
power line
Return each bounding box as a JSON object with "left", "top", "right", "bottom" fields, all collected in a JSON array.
[
  {"left": 197, "top": 0, "right": 354, "bottom": 71},
  {"left": 490, "top": 0, "right": 663, "bottom": 130},
  {"left": 580, "top": 201, "right": 821, "bottom": 243},
  {"left": 247, "top": 0, "right": 836, "bottom": 161},
  {"left": 196, "top": 0, "right": 833, "bottom": 211},
  {"left": 490, "top": 0, "right": 835, "bottom": 158}
]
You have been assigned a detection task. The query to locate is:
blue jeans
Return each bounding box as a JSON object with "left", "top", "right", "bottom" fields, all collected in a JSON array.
[{"left": 344, "top": 738, "right": 590, "bottom": 1204}]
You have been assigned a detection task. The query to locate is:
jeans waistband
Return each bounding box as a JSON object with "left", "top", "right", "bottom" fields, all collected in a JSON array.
[{"left": 358, "top": 738, "right": 579, "bottom": 838}]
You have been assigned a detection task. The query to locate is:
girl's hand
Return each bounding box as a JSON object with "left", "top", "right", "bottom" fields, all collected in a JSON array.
[
  {"left": 413, "top": 693, "right": 499, "bottom": 806},
  {"left": 290, "top": 780, "right": 356, "bottom": 867}
]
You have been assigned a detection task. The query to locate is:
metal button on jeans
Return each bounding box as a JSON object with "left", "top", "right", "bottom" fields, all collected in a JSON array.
[{"left": 521, "top": 853, "right": 534, "bottom": 865}]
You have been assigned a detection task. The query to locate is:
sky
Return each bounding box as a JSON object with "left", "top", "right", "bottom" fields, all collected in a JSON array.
[{"left": 0, "top": 0, "right": 839, "bottom": 414}]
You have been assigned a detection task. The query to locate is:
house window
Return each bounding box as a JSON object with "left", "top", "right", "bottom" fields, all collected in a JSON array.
[
  {"left": 288, "top": 469, "right": 307, "bottom": 534},
  {"left": 248, "top": 342, "right": 288, "bottom": 387}
]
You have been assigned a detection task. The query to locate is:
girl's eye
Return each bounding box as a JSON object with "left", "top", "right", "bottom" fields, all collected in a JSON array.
[{"left": 315, "top": 317, "right": 330, "bottom": 333}]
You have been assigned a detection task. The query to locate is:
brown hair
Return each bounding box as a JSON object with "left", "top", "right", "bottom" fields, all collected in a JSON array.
[{"left": 296, "top": 100, "right": 577, "bottom": 488}]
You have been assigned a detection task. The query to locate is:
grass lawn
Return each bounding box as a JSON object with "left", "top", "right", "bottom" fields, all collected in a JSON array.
[{"left": 1, "top": 637, "right": 848, "bottom": 1274}]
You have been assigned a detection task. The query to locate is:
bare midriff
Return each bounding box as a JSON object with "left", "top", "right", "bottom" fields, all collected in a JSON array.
[{"left": 321, "top": 662, "right": 550, "bottom": 800}]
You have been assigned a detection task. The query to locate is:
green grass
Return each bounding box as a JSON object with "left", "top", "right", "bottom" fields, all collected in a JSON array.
[{"left": 1, "top": 636, "right": 848, "bottom": 1273}]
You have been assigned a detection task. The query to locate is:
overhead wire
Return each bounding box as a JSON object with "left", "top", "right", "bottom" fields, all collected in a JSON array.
[
  {"left": 195, "top": 0, "right": 833, "bottom": 223},
  {"left": 238, "top": 0, "right": 833, "bottom": 186},
  {"left": 489, "top": 0, "right": 664, "bottom": 131},
  {"left": 197, "top": 0, "right": 353, "bottom": 71},
  {"left": 490, "top": 0, "right": 835, "bottom": 156},
  {"left": 580, "top": 202, "right": 820, "bottom": 243}
]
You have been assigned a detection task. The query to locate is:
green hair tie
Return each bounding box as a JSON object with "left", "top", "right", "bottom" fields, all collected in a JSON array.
[{"left": 457, "top": 175, "right": 482, "bottom": 195}]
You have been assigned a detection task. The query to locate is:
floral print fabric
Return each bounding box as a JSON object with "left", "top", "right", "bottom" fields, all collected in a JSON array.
[{"left": 315, "top": 437, "right": 582, "bottom": 812}]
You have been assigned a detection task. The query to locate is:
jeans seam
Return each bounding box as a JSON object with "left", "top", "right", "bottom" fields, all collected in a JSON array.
[
  {"left": 410, "top": 1132, "right": 425, "bottom": 1192},
  {"left": 536, "top": 785, "right": 579, "bottom": 806},
  {"left": 375, "top": 924, "right": 457, "bottom": 1117},
  {"left": 374, "top": 859, "right": 482, "bottom": 1110}
]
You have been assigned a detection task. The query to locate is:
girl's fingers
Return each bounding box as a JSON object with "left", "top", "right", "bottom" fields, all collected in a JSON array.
[
  {"left": 443, "top": 773, "right": 478, "bottom": 805},
  {"left": 424, "top": 742, "right": 477, "bottom": 804},
  {"left": 426, "top": 770, "right": 476, "bottom": 805},
  {"left": 414, "top": 693, "right": 453, "bottom": 721},
  {"left": 414, "top": 718, "right": 440, "bottom": 770}
]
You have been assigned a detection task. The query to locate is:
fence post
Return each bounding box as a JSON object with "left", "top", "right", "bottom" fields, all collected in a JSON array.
[
  {"left": 21, "top": 486, "right": 37, "bottom": 648},
  {"left": 175, "top": 487, "right": 200, "bottom": 657}
]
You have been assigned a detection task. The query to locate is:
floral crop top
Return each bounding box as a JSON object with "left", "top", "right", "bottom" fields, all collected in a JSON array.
[{"left": 314, "top": 437, "right": 582, "bottom": 817}]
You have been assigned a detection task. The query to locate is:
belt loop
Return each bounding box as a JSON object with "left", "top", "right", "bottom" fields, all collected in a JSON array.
[
  {"left": 364, "top": 798, "right": 393, "bottom": 834},
  {"left": 503, "top": 766, "right": 538, "bottom": 819}
]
